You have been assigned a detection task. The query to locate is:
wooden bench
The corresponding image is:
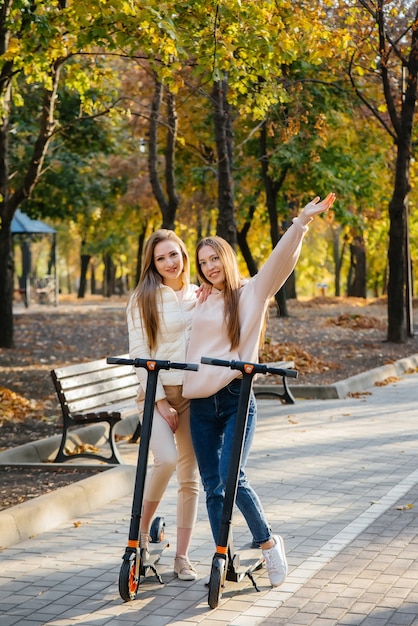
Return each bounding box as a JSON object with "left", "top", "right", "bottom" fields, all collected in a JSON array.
[
  {"left": 253, "top": 360, "right": 297, "bottom": 404},
  {"left": 51, "top": 354, "right": 139, "bottom": 464}
]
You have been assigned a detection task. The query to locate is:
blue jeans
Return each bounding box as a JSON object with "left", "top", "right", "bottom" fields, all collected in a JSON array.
[{"left": 190, "top": 379, "right": 272, "bottom": 546}]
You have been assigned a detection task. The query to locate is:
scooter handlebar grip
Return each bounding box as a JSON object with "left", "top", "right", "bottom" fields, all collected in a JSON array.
[
  {"left": 201, "top": 356, "right": 230, "bottom": 367},
  {"left": 263, "top": 365, "right": 298, "bottom": 378},
  {"left": 184, "top": 363, "right": 199, "bottom": 371},
  {"left": 276, "top": 368, "right": 298, "bottom": 379},
  {"left": 106, "top": 357, "right": 132, "bottom": 365},
  {"left": 169, "top": 361, "right": 199, "bottom": 371}
]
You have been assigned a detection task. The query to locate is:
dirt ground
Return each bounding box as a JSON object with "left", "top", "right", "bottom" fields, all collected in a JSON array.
[{"left": 1, "top": 294, "right": 418, "bottom": 511}]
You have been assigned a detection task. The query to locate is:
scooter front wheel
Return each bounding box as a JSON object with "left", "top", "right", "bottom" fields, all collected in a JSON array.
[
  {"left": 208, "top": 556, "right": 226, "bottom": 609},
  {"left": 119, "top": 556, "right": 139, "bottom": 601}
]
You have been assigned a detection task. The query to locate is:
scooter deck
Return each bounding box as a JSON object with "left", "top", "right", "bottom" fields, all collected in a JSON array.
[
  {"left": 141, "top": 540, "right": 170, "bottom": 575},
  {"left": 226, "top": 543, "right": 264, "bottom": 583}
]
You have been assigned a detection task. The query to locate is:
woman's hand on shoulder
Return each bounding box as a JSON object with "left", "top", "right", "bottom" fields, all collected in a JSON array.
[
  {"left": 298, "top": 192, "right": 336, "bottom": 225},
  {"left": 156, "top": 399, "right": 179, "bottom": 432},
  {"left": 196, "top": 282, "right": 212, "bottom": 303}
]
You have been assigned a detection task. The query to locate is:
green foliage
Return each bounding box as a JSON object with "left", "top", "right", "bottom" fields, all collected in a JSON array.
[{"left": 2, "top": 0, "right": 417, "bottom": 301}]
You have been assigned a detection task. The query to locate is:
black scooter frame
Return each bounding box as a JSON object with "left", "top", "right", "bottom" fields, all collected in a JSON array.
[
  {"left": 106, "top": 356, "right": 198, "bottom": 602},
  {"left": 200, "top": 357, "right": 298, "bottom": 609}
]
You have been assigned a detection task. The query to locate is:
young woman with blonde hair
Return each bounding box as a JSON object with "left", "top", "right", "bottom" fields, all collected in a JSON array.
[
  {"left": 183, "top": 193, "right": 336, "bottom": 587},
  {"left": 127, "top": 229, "right": 200, "bottom": 581}
]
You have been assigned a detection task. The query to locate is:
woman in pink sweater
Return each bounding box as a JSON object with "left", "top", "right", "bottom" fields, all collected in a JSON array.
[{"left": 183, "top": 193, "right": 336, "bottom": 587}]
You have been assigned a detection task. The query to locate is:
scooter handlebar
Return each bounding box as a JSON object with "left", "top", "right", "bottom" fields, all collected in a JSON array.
[
  {"left": 200, "top": 356, "right": 298, "bottom": 379},
  {"left": 106, "top": 357, "right": 199, "bottom": 371}
]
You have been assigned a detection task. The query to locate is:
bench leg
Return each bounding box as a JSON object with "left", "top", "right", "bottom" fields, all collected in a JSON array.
[
  {"left": 108, "top": 426, "right": 124, "bottom": 464},
  {"left": 254, "top": 375, "right": 296, "bottom": 405},
  {"left": 53, "top": 421, "right": 124, "bottom": 464},
  {"left": 130, "top": 420, "right": 142, "bottom": 443},
  {"left": 54, "top": 427, "right": 69, "bottom": 463}
]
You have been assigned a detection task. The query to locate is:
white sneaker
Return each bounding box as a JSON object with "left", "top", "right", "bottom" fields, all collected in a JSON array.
[
  {"left": 262, "top": 535, "right": 288, "bottom": 587},
  {"left": 140, "top": 531, "right": 151, "bottom": 563},
  {"left": 174, "top": 555, "right": 197, "bottom": 581}
]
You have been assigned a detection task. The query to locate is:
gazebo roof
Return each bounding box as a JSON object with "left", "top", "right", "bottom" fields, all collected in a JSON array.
[{"left": 11, "top": 209, "right": 56, "bottom": 235}]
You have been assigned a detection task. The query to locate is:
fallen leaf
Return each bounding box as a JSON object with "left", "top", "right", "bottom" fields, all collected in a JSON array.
[
  {"left": 374, "top": 377, "right": 400, "bottom": 386},
  {"left": 259, "top": 341, "right": 336, "bottom": 374},
  {"left": 65, "top": 443, "right": 99, "bottom": 455},
  {"left": 347, "top": 391, "right": 372, "bottom": 398},
  {"left": 0, "top": 387, "right": 43, "bottom": 423},
  {"left": 327, "top": 314, "right": 386, "bottom": 330}
]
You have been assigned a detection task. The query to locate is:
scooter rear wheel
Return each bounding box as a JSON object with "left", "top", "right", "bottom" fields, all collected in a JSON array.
[
  {"left": 208, "top": 557, "right": 225, "bottom": 609},
  {"left": 150, "top": 516, "right": 165, "bottom": 543},
  {"left": 119, "top": 557, "right": 139, "bottom": 601}
]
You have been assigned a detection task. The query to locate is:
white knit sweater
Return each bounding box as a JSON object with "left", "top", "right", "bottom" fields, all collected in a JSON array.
[{"left": 127, "top": 283, "right": 198, "bottom": 402}]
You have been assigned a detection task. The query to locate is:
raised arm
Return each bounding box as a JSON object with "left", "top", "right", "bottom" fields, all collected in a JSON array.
[{"left": 251, "top": 192, "right": 336, "bottom": 301}]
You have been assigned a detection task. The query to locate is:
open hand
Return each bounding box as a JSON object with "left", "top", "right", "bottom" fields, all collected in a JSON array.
[
  {"left": 196, "top": 282, "right": 212, "bottom": 303},
  {"left": 299, "top": 193, "right": 336, "bottom": 223}
]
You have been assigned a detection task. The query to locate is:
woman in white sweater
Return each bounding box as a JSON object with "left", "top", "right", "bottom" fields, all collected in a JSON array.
[
  {"left": 183, "top": 193, "right": 336, "bottom": 587},
  {"left": 127, "top": 229, "right": 200, "bottom": 581}
]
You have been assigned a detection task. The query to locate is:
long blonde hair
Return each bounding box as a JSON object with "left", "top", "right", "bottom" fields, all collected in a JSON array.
[
  {"left": 195, "top": 236, "right": 242, "bottom": 350},
  {"left": 132, "top": 229, "right": 190, "bottom": 351}
]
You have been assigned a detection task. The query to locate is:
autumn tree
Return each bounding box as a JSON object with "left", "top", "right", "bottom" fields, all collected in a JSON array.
[
  {"left": 0, "top": 1, "right": 125, "bottom": 346},
  {"left": 0, "top": 0, "right": 182, "bottom": 347},
  {"left": 341, "top": 0, "right": 418, "bottom": 341}
]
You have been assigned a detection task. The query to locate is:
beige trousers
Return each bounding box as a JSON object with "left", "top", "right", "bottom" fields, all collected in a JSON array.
[{"left": 138, "top": 385, "right": 199, "bottom": 529}]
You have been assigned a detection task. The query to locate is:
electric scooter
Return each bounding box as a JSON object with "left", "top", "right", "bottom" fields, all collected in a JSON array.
[
  {"left": 106, "top": 356, "right": 199, "bottom": 602},
  {"left": 200, "top": 356, "right": 298, "bottom": 609}
]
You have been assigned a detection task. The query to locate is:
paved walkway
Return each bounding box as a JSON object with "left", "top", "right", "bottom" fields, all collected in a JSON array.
[{"left": 2, "top": 368, "right": 418, "bottom": 625}]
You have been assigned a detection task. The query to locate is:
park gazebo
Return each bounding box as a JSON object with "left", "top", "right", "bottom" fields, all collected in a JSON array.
[{"left": 11, "top": 209, "right": 58, "bottom": 307}]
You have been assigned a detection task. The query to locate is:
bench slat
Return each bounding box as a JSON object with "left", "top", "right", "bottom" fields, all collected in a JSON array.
[
  {"left": 58, "top": 370, "right": 137, "bottom": 392},
  {"left": 56, "top": 366, "right": 134, "bottom": 388},
  {"left": 52, "top": 354, "right": 130, "bottom": 378},
  {"left": 65, "top": 386, "right": 139, "bottom": 413}
]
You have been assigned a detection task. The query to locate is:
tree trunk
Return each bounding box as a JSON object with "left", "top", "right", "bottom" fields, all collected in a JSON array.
[
  {"left": 332, "top": 227, "right": 347, "bottom": 298},
  {"left": 0, "top": 222, "right": 15, "bottom": 348},
  {"left": 148, "top": 78, "right": 179, "bottom": 230},
  {"left": 135, "top": 225, "right": 147, "bottom": 285},
  {"left": 0, "top": 38, "right": 14, "bottom": 346},
  {"left": 90, "top": 261, "right": 96, "bottom": 295},
  {"left": 387, "top": 145, "right": 409, "bottom": 342},
  {"left": 0, "top": 59, "right": 61, "bottom": 347},
  {"left": 212, "top": 79, "right": 237, "bottom": 247},
  {"left": 347, "top": 234, "right": 367, "bottom": 298},
  {"left": 103, "top": 253, "right": 116, "bottom": 297},
  {"left": 285, "top": 273, "right": 297, "bottom": 300},
  {"left": 376, "top": 1, "right": 416, "bottom": 342},
  {"left": 77, "top": 252, "right": 91, "bottom": 298},
  {"left": 259, "top": 122, "right": 291, "bottom": 316},
  {"left": 237, "top": 204, "right": 258, "bottom": 277}
]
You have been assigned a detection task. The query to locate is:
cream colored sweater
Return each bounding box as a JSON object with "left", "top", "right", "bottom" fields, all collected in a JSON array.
[
  {"left": 127, "top": 283, "right": 198, "bottom": 402},
  {"left": 183, "top": 217, "right": 309, "bottom": 399}
]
